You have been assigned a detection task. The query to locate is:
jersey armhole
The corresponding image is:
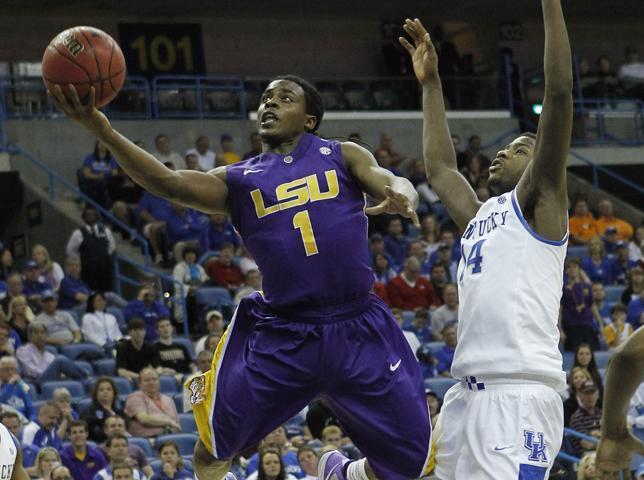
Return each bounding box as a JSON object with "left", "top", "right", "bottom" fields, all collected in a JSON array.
[{"left": 511, "top": 189, "right": 568, "bottom": 246}]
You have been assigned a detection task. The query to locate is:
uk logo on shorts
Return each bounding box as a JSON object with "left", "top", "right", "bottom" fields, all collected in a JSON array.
[{"left": 523, "top": 430, "right": 548, "bottom": 462}]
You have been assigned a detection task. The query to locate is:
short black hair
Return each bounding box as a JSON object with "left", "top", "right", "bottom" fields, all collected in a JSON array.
[
  {"left": 518, "top": 132, "right": 537, "bottom": 140},
  {"left": 127, "top": 316, "right": 146, "bottom": 331},
  {"left": 271, "top": 75, "right": 324, "bottom": 133}
]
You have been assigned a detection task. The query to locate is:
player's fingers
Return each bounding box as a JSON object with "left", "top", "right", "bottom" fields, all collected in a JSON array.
[
  {"left": 50, "top": 85, "right": 73, "bottom": 114},
  {"left": 413, "top": 18, "right": 428, "bottom": 37},
  {"left": 403, "top": 23, "right": 420, "bottom": 45},
  {"left": 86, "top": 86, "right": 96, "bottom": 112},
  {"left": 409, "top": 209, "right": 420, "bottom": 228},
  {"left": 399, "top": 37, "right": 415, "bottom": 55},
  {"left": 67, "top": 85, "right": 83, "bottom": 111},
  {"left": 365, "top": 204, "right": 386, "bottom": 216}
]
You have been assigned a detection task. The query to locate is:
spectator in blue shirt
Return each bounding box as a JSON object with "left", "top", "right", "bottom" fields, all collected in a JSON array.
[
  {"left": 60, "top": 420, "right": 108, "bottom": 480},
  {"left": 436, "top": 322, "right": 458, "bottom": 377},
  {"left": 0, "top": 356, "right": 35, "bottom": 420},
  {"left": 22, "top": 261, "right": 49, "bottom": 303},
  {"left": 626, "top": 290, "right": 643, "bottom": 328},
  {"left": 367, "top": 234, "right": 395, "bottom": 268},
  {"left": 582, "top": 235, "right": 613, "bottom": 284},
  {"left": 79, "top": 140, "right": 118, "bottom": 207},
  {"left": 610, "top": 241, "right": 638, "bottom": 285},
  {"left": 384, "top": 217, "right": 409, "bottom": 269},
  {"left": 137, "top": 191, "right": 173, "bottom": 265},
  {"left": 206, "top": 213, "right": 241, "bottom": 252},
  {"left": 372, "top": 253, "right": 397, "bottom": 284},
  {"left": 410, "top": 308, "right": 433, "bottom": 344},
  {"left": 124, "top": 285, "right": 171, "bottom": 342},
  {"left": 164, "top": 203, "right": 208, "bottom": 262},
  {"left": 58, "top": 255, "right": 91, "bottom": 311},
  {"left": 22, "top": 401, "right": 62, "bottom": 449}
]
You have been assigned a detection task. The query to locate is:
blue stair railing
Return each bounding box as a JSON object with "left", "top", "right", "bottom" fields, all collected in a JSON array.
[{"left": 5, "top": 143, "right": 151, "bottom": 264}]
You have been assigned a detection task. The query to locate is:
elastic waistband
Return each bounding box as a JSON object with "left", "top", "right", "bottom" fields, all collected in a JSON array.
[
  {"left": 461, "top": 374, "right": 562, "bottom": 392},
  {"left": 268, "top": 294, "right": 373, "bottom": 323}
]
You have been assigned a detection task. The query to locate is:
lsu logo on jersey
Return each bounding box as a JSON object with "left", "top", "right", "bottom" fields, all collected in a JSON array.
[
  {"left": 188, "top": 374, "right": 206, "bottom": 405},
  {"left": 523, "top": 430, "right": 548, "bottom": 463},
  {"left": 251, "top": 169, "right": 340, "bottom": 218}
]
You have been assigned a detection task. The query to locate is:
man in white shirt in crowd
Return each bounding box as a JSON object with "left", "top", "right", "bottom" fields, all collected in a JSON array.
[
  {"left": 185, "top": 135, "right": 216, "bottom": 171},
  {"left": 35, "top": 290, "right": 81, "bottom": 347},
  {"left": 152, "top": 134, "right": 183, "bottom": 167}
]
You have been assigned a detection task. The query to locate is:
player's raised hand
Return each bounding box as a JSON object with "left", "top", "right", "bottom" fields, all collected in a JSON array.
[
  {"left": 399, "top": 18, "right": 439, "bottom": 86},
  {"left": 596, "top": 429, "right": 644, "bottom": 479},
  {"left": 48, "top": 85, "right": 112, "bottom": 137},
  {"left": 366, "top": 185, "right": 420, "bottom": 227}
]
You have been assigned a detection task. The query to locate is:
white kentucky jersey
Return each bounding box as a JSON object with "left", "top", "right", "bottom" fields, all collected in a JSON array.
[
  {"left": 0, "top": 423, "right": 17, "bottom": 479},
  {"left": 451, "top": 188, "right": 567, "bottom": 390}
]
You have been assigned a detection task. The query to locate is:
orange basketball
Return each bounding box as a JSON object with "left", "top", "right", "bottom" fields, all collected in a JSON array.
[{"left": 42, "top": 26, "right": 126, "bottom": 108}]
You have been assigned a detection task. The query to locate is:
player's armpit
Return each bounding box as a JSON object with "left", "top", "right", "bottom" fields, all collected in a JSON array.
[{"left": 165, "top": 167, "right": 230, "bottom": 215}]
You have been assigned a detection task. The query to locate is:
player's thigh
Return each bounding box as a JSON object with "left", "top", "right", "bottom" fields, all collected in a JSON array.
[
  {"left": 209, "top": 294, "right": 324, "bottom": 458},
  {"left": 324, "top": 301, "right": 432, "bottom": 480},
  {"left": 455, "top": 385, "right": 563, "bottom": 480},
  {"left": 433, "top": 383, "right": 469, "bottom": 480}
]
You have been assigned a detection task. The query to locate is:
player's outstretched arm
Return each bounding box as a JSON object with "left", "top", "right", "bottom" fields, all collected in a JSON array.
[
  {"left": 400, "top": 18, "right": 480, "bottom": 231},
  {"left": 516, "top": 0, "right": 572, "bottom": 239},
  {"left": 596, "top": 327, "right": 644, "bottom": 478},
  {"left": 342, "top": 142, "right": 419, "bottom": 226},
  {"left": 10, "top": 434, "right": 30, "bottom": 480},
  {"left": 49, "top": 85, "right": 229, "bottom": 214}
]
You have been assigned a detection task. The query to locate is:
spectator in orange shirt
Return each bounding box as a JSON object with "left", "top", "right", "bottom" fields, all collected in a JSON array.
[
  {"left": 595, "top": 199, "right": 634, "bottom": 241},
  {"left": 386, "top": 257, "right": 440, "bottom": 310},
  {"left": 569, "top": 197, "right": 598, "bottom": 245},
  {"left": 206, "top": 242, "right": 244, "bottom": 290}
]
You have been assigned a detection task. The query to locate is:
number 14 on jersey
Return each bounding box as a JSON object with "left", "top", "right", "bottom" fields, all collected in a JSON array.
[{"left": 459, "top": 239, "right": 486, "bottom": 283}]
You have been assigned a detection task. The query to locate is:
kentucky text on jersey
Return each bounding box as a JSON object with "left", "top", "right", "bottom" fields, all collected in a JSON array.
[
  {"left": 463, "top": 210, "right": 509, "bottom": 241},
  {"left": 251, "top": 170, "right": 340, "bottom": 218}
]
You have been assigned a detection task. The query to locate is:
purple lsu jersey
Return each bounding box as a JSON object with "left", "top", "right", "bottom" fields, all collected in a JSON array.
[{"left": 226, "top": 133, "right": 374, "bottom": 312}]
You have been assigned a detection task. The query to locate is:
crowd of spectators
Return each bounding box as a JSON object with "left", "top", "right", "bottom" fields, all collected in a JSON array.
[
  {"left": 0, "top": 127, "right": 640, "bottom": 478},
  {"left": 577, "top": 46, "right": 644, "bottom": 102}
]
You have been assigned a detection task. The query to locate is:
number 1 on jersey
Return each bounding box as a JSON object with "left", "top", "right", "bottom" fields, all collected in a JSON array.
[
  {"left": 459, "top": 239, "right": 486, "bottom": 282},
  {"left": 293, "top": 210, "right": 319, "bottom": 256}
]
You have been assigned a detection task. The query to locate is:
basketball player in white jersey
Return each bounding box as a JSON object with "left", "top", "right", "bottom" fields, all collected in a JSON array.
[
  {"left": 401, "top": 1, "right": 572, "bottom": 478},
  {"left": 0, "top": 422, "right": 29, "bottom": 480}
]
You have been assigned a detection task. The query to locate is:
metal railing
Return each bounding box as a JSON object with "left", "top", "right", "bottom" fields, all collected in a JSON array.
[
  {"left": 5, "top": 143, "right": 151, "bottom": 263},
  {"left": 114, "top": 254, "right": 188, "bottom": 336},
  {"left": 572, "top": 98, "right": 644, "bottom": 146}
]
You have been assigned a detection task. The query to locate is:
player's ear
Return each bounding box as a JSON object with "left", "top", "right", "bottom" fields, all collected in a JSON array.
[{"left": 304, "top": 114, "right": 317, "bottom": 133}]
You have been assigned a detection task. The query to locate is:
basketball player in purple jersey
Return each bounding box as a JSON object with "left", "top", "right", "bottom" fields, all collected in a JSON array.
[{"left": 51, "top": 75, "right": 433, "bottom": 480}]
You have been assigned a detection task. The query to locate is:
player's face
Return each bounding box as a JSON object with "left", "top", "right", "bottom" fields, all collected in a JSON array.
[
  {"left": 257, "top": 80, "right": 315, "bottom": 146},
  {"left": 488, "top": 136, "right": 535, "bottom": 194}
]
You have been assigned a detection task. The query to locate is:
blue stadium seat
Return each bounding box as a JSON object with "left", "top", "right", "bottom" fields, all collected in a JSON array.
[
  {"left": 173, "top": 336, "right": 196, "bottom": 360},
  {"left": 25, "top": 383, "right": 39, "bottom": 401},
  {"left": 45, "top": 345, "right": 58, "bottom": 355},
  {"left": 32, "top": 400, "right": 47, "bottom": 412},
  {"left": 159, "top": 375, "right": 179, "bottom": 394},
  {"left": 603, "top": 286, "right": 625, "bottom": 304},
  {"left": 128, "top": 437, "right": 155, "bottom": 458},
  {"left": 94, "top": 358, "right": 116, "bottom": 376},
  {"left": 195, "top": 287, "right": 234, "bottom": 309},
  {"left": 424, "top": 378, "right": 459, "bottom": 400},
  {"left": 75, "top": 398, "right": 92, "bottom": 414},
  {"left": 593, "top": 351, "right": 612, "bottom": 369},
  {"left": 61, "top": 343, "right": 105, "bottom": 361},
  {"left": 402, "top": 311, "right": 414, "bottom": 330},
  {"left": 149, "top": 459, "right": 193, "bottom": 474},
  {"left": 155, "top": 433, "right": 198, "bottom": 456},
  {"left": 107, "top": 307, "right": 126, "bottom": 333},
  {"left": 41, "top": 380, "right": 85, "bottom": 400},
  {"left": 178, "top": 413, "right": 197, "bottom": 433},
  {"left": 173, "top": 393, "right": 184, "bottom": 413},
  {"left": 566, "top": 246, "right": 587, "bottom": 260},
  {"left": 562, "top": 351, "right": 576, "bottom": 371},
  {"left": 76, "top": 361, "right": 93, "bottom": 376},
  {"left": 86, "top": 376, "right": 133, "bottom": 396}
]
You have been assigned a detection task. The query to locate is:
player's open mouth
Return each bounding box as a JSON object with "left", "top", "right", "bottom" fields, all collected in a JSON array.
[
  {"left": 261, "top": 111, "right": 278, "bottom": 126},
  {"left": 490, "top": 158, "right": 504, "bottom": 173}
]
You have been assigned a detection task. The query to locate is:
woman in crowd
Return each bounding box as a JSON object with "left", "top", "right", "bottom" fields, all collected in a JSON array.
[
  {"left": 247, "top": 448, "right": 297, "bottom": 480},
  {"left": 150, "top": 441, "right": 194, "bottom": 480},
  {"left": 581, "top": 236, "right": 613, "bottom": 285},
  {"left": 79, "top": 139, "right": 118, "bottom": 207},
  {"left": 8, "top": 295, "right": 34, "bottom": 344},
  {"left": 372, "top": 253, "right": 397, "bottom": 285},
  {"left": 419, "top": 214, "right": 441, "bottom": 257},
  {"left": 563, "top": 366, "right": 593, "bottom": 426},
  {"left": 576, "top": 453, "right": 596, "bottom": 480},
  {"left": 172, "top": 244, "right": 208, "bottom": 324},
  {"left": 573, "top": 342, "right": 604, "bottom": 395},
  {"left": 26, "top": 447, "right": 61, "bottom": 480},
  {"left": 32, "top": 244, "right": 64, "bottom": 290},
  {"left": 621, "top": 266, "right": 643, "bottom": 305},
  {"left": 81, "top": 292, "right": 122, "bottom": 352},
  {"left": 81, "top": 377, "right": 123, "bottom": 443}
]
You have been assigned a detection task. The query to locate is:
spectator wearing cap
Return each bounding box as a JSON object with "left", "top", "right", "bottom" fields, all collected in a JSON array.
[
  {"left": 387, "top": 257, "right": 440, "bottom": 311},
  {"left": 242, "top": 132, "right": 263, "bottom": 160},
  {"left": 626, "top": 289, "right": 644, "bottom": 329},
  {"left": 205, "top": 213, "right": 241, "bottom": 252},
  {"left": 60, "top": 419, "right": 108, "bottom": 480},
  {"left": 124, "top": 285, "right": 170, "bottom": 342},
  {"left": 235, "top": 269, "right": 262, "bottom": 306},
  {"left": 22, "top": 402, "right": 62, "bottom": 450},
  {"left": 610, "top": 241, "right": 638, "bottom": 285},
  {"left": 417, "top": 344, "right": 436, "bottom": 379},
  {"left": 430, "top": 283, "right": 458, "bottom": 340},
  {"left": 410, "top": 309, "right": 432, "bottom": 344},
  {"left": 595, "top": 199, "right": 633, "bottom": 241},
  {"left": 435, "top": 322, "right": 458, "bottom": 377},
  {"left": 561, "top": 259, "right": 603, "bottom": 352},
  {"left": 621, "top": 266, "right": 644, "bottom": 305},
  {"left": 581, "top": 236, "right": 613, "bottom": 285},
  {"left": 569, "top": 197, "right": 598, "bottom": 246},
  {"left": 35, "top": 290, "right": 81, "bottom": 346},
  {"left": 603, "top": 225, "right": 621, "bottom": 258},
  {"left": 22, "top": 260, "right": 49, "bottom": 303},
  {"left": 206, "top": 242, "right": 244, "bottom": 290},
  {"left": 195, "top": 310, "right": 225, "bottom": 355},
  {"left": 217, "top": 133, "right": 241, "bottom": 166},
  {"left": 384, "top": 217, "right": 409, "bottom": 269},
  {"left": 16, "top": 321, "right": 85, "bottom": 384},
  {"left": 604, "top": 303, "right": 633, "bottom": 351},
  {"left": 116, "top": 317, "right": 161, "bottom": 382},
  {"left": 569, "top": 380, "right": 602, "bottom": 456},
  {"left": 185, "top": 135, "right": 215, "bottom": 171},
  {"left": 391, "top": 309, "right": 421, "bottom": 356},
  {"left": 368, "top": 233, "right": 395, "bottom": 268}
]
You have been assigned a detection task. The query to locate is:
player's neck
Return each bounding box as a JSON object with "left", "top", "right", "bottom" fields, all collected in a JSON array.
[{"left": 263, "top": 132, "right": 306, "bottom": 155}]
